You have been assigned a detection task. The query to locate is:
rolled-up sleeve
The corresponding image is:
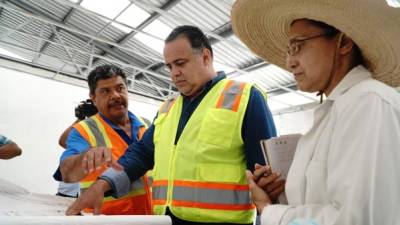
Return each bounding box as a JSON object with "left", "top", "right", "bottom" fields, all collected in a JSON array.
[
  {"left": 100, "top": 124, "right": 155, "bottom": 198},
  {"left": 60, "top": 128, "right": 89, "bottom": 162}
]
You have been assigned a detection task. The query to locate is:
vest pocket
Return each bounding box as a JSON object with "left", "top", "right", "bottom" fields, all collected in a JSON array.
[
  {"left": 198, "top": 163, "right": 241, "bottom": 183},
  {"left": 153, "top": 114, "right": 167, "bottom": 144},
  {"left": 198, "top": 108, "right": 238, "bottom": 148}
]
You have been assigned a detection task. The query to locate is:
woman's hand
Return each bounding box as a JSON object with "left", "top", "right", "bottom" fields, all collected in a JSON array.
[
  {"left": 246, "top": 169, "right": 272, "bottom": 213},
  {"left": 253, "top": 164, "right": 286, "bottom": 202}
]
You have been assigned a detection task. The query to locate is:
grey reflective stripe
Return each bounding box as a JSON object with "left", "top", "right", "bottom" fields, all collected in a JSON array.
[
  {"left": 130, "top": 178, "right": 145, "bottom": 190},
  {"left": 160, "top": 99, "right": 174, "bottom": 113},
  {"left": 220, "top": 81, "right": 243, "bottom": 110},
  {"left": 153, "top": 186, "right": 167, "bottom": 200},
  {"left": 85, "top": 118, "right": 106, "bottom": 147},
  {"left": 139, "top": 117, "right": 151, "bottom": 127},
  {"left": 147, "top": 176, "right": 153, "bottom": 187},
  {"left": 172, "top": 186, "right": 251, "bottom": 205}
]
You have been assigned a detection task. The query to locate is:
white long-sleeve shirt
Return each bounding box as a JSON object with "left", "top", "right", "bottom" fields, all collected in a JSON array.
[{"left": 262, "top": 66, "right": 400, "bottom": 225}]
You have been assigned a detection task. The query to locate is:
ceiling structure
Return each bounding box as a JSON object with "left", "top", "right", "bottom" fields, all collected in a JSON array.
[{"left": 0, "top": 0, "right": 320, "bottom": 113}]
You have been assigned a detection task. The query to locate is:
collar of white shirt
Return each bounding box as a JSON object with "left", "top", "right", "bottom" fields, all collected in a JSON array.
[{"left": 327, "top": 65, "right": 371, "bottom": 101}]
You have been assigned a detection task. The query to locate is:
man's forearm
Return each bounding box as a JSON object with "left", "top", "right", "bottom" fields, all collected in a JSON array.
[
  {"left": 0, "top": 143, "right": 22, "bottom": 159},
  {"left": 60, "top": 153, "right": 87, "bottom": 182},
  {"left": 93, "top": 178, "right": 111, "bottom": 193}
]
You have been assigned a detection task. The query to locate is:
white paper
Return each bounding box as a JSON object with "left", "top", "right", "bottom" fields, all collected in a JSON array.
[
  {"left": 0, "top": 178, "right": 172, "bottom": 224},
  {"left": 0, "top": 178, "right": 74, "bottom": 216},
  {"left": 0, "top": 216, "right": 172, "bottom": 225},
  {"left": 260, "top": 134, "right": 302, "bottom": 204}
]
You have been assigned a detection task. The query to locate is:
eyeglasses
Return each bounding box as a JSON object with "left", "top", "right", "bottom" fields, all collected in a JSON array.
[{"left": 287, "top": 33, "right": 334, "bottom": 56}]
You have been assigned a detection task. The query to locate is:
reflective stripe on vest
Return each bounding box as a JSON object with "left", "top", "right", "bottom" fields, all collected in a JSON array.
[
  {"left": 80, "top": 178, "right": 146, "bottom": 202},
  {"left": 147, "top": 174, "right": 153, "bottom": 187},
  {"left": 216, "top": 80, "right": 246, "bottom": 112},
  {"left": 159, "top": 98, "right": 175, "bottom": 114},
  {"left": 152, "top": 180, "right": 253, "bottom": 211},
  {"left": 84, "top": 117, "right": 112, "bottom": 147}
]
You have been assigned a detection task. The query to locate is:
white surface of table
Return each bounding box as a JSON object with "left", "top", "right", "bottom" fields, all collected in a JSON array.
[{"left": 0, "top": 178, "right": 171, "bottom": 224}]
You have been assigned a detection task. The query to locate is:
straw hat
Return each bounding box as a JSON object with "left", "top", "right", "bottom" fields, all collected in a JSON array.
[{"left": 231, "top": 0, "right": 400, "bottom": 87}]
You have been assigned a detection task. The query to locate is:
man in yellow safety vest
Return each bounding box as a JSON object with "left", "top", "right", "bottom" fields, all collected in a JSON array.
[{"left": 66, "top": 26, "right": 279, "bottom": 224}]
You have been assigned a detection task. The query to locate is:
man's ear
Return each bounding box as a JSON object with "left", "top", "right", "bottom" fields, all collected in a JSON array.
[
  {"left": 340, "top": 35, "right": 355, "bottom": 55},
  {"left": 202, "top": 48, "right": 213, "bottom": 66}
]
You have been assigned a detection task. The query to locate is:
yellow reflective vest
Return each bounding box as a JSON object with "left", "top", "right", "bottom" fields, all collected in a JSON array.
[
  {"left": 152, "top": 79, "right": 255, "bottom": 223},
  {"left": 74, "top": 114, "right": 152, "bottom": 215}
]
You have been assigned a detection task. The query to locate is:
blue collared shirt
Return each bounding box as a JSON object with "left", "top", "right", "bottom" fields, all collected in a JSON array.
[
  {"left": 0, "top": 135, "right": 11, "bottom": 146},
  {"left": 101, "top": 72, "right": 277, "bottom": 196}
]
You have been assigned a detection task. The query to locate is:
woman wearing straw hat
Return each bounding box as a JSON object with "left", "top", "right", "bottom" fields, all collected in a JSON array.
[{"left": 232, "top": 0, "right": 400, "bottom": 224}]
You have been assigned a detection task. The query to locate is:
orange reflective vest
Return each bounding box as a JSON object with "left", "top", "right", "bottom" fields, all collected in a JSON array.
[
  {"left": 152, "top": 79, "right": 255, "bottom": 223},
  {"left": 74, "top": 114, "right": 152, "bottom": 215}
]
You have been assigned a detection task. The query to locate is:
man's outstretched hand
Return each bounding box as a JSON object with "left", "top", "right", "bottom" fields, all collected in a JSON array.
[{"left": 66, "top": 179, "right": 110, "bottom": 215}]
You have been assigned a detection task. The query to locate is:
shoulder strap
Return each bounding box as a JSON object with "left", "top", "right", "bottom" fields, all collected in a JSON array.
[{"left": 216, "top": 80, "right": 248, "bottom": 112}]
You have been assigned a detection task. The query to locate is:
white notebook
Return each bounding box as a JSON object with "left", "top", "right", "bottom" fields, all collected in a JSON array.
[{"left": 260, "top": 134, "right": 302, "bottom": 204}]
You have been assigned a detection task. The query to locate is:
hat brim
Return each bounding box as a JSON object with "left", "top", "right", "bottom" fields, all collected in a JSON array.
[{"left": 231, "top": 0, "right": 400, "bottom": 87}]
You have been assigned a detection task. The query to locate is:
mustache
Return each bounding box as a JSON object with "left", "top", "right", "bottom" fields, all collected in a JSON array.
[{"left": 108, "top": 99, "right": 126, "bottom": 108}]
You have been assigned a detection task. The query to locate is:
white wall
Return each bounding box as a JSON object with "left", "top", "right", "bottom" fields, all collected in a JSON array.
[
  {"left": 0, "top": 66, "right": 159, "bottom": 194},
  {"left": 273, "top": 109, "right": 314, "bottom": 136}
]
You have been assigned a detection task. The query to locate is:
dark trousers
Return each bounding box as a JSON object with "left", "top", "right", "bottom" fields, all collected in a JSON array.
[{"left": 166, "top": 208, "right": 253, "bottom": 225}]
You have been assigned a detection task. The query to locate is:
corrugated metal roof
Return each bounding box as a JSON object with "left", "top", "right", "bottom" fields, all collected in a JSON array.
[
  {"left": 67, "top": 10, "right": 110, "bottom": 35},
  {"left": 157, "top": 1, "right": 228, "bottom": 32},
  {"left": 23, "top": 0, "right": 71, "bottom": 21},
  {"left": 0, "top": 0, "right": 317, "bottom": 110},
  {"left": 213, "top": 36, "right": 259, "bottom": 69}
]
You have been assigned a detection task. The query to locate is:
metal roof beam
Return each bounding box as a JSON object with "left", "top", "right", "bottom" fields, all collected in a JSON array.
[
  {"left": 118, "top": 0, "right": 181, "bottom": 46},
  {"left": 83, "top": 2, "right": 133, "bottom": 47},
  {"left": 132, "top": 0, "right": 247, "bottom": 51},
  {"left": 0, "top": 54, "right": 166, "bottom": 102},
  {"left": 0, "top": 25, "right": 170, "bottom": 81},
  {"left": 132, "top": 62, "right": 162, "bottom": 77},
  {"left": 51, "top": 0, "right": 164, "bottom": 42},
  {"left": 91, "top": 0, "right": 181, "bottom": 84},
  {"left": 142, "top": 72, "right": 166, "bottom": 97},
  {"left": 1, "top": 1, "right": 163, "bottom": 63},
  {"left": 32, "top": 21, "right": 46, "bottom": 59},
  {"left": 0, "top": 1, "right": 168, "bottom": 77},
  {"left": 51, "top": 25, "right": 84, "bottom": 75},
  {"left": 0, "top": 39, "right": 90, "bottom": 68},
  {"left": 209, "top": 22, "right": 233, "bottom": 45},
  {"left": 57, "top": 1, "right": 133, "bottom": 76},
  {"left": 227, "top": 63, "right": 317, "bottom": 102},
  {"left": 0, "top": 18, "right": 33, "bottom": 40},
  {"left": 129, "top": 78, "right": 176, "bottom": 95},
  {"left": 23, "top": 0, "right": 82, "bottom": 63},
  {"left": 225, "top": 58, "right": 316, "bottom": 101},
  {"left": 131, "top": 62, "right": 172, "bottom": 91}
]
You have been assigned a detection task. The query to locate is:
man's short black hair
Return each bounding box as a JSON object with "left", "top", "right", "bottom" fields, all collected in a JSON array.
[
  {"left": 165, "top": 25, "right": 213, "bottom": 57},
  {"left": 87, "top": 64, "right": 127, "bottom": 94}
]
